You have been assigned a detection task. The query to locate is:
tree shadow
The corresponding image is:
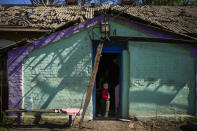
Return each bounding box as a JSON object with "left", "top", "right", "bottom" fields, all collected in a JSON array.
[
  {"left": 129, "top": 42, "right": 196, "bottom": 117},
  {"left": 22, "top": 35, "right": 92, "bottom": 124}
]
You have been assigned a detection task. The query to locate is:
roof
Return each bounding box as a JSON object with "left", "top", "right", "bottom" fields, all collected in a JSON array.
[
  {"left": 0, "top": 5, "right": 197, "bottom": 38},
  {"left": 0, "top": 39, "right": 14, "bottom": 48}
]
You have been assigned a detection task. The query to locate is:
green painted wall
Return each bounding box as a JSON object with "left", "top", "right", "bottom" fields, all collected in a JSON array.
[
  {"left": 128, "top": 42, "right": 195, "bottom": 120},
  {"left": 22, "top": 20, "right": 195, "bottom": 121},
  {"left": 22, "top": 20, "right": 150, "bottom": 120},
  {"left": 22, "top": 30, "right": 94, "bottom": 120},
  {"left": 109, "top": 21, "right": 195, "bottom": 120},
  {"left": 108, "top": 21, "right": 150, "bottom": 38}
]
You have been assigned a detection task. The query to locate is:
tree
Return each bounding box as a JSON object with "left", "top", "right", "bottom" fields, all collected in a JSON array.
[
  {"left": 29, "top": 0, "right": 64, "bottom": 5},
  {"left": 154, "top": 0, "right": 181, "bottom": 5},
  {"left": 140, "top": 0, "right": 182, "bottom": 5}
]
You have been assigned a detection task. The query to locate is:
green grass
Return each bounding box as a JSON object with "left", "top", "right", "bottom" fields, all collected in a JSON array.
[{"left": 190, "top": 116, "right": 197, "bottom": 122}]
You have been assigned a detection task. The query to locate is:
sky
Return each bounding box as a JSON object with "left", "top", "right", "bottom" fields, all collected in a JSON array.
[{"left": 0, "top": 0, "right": 31, "bottom": 4}]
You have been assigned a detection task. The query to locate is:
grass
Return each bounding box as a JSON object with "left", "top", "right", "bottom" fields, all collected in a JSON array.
[{"left": 190, "top": 116, "right": 197, "bottom": 122}]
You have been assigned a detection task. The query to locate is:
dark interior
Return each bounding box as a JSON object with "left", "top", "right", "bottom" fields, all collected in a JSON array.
[
  {"left": 0, "top": 53, "right": 8, "bottom": 121},
  {"left": 96, "top": 53, "right": 120, "bottom": 118}
]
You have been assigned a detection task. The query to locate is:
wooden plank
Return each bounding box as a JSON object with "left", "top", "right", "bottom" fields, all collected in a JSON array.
[
  {"left": 0, "top": 54, "right": 8, "bottom": 121},
  {"left": 6, "top": 109, "right": 76, "bottom": 127},
  {"left": 6, "top": 109, "right": 55, "bottom": 113},
  {"left": 0, "top": 27, "right": 51, "bottom": 32},
  {"left": 79, "top": 42, "right": 103, "bottom": 126},
  {"left": 109, "top": 36, "right": 197, "bottom": 44},
  {"left": 0, "top": 55, "right": 3, "bottom": 122}
]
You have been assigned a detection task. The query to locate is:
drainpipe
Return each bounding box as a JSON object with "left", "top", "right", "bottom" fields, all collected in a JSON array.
[{"left": 121, "top": 48, "right": 129, "bottom": 118}]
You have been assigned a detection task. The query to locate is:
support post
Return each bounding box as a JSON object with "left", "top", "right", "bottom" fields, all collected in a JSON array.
[
  {"left": 0, "top": 55, "right": 2, "bottom": 122},
  {"left": 69, "top": 115, "right": 72, "bottom": 126},
  {"left": 17, "top": 113, "right": 21, "bottom": 126},
  {"left": 79, "top": 42, "right": 103, "bottom": 126},
  {"left": 121, "top": 50, "right": 129, "bottom": 118},
  {"left": 196, "top": 57, "right": 197, "bottom": 116},
  {"left": 0, "top": 53, "right": 8, "bottom": 121}
]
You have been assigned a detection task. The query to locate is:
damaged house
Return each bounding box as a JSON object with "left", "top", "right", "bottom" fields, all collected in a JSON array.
[{"left": 0, "top": 4, "right": 197, "bottom": 121}]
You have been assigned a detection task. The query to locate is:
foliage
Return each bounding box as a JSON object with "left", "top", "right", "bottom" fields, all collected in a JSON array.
[
  {"left": 140, "top": 0, "right": 182, "bottom": 5},
  {"left": 0, "top": 112, "right": 16, "bottom": 126},
  {"left": 29, "top": 0, "right": 65, "bottom": 5},
  {"left": 190, "top": 116, "right": 197, "bottom": 122},
  {"left": 28, "top": 0, "right": 194, "bottom": 6},
  {"left": 155, "top": 0, "right": 181, "bottom": 5}
]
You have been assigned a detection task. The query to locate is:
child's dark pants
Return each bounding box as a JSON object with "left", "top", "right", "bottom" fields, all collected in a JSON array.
[{"left": 100, "top": 99, "right": 106, "bottom": 116}]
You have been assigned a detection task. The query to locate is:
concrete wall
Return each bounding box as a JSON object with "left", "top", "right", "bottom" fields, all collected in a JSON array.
[
  {"left": 21, "top": 20, "right": 151, "bottom": 120},
  {"left": 8, "top": 16, "right": 196, "bottom": 120},
  {"left": 8, "top": 15, "right": 104, "bottom": 117},
  {"left": 108, "top": 21, "right": 149, "bottom": 37},
  {"left": 109, "top": 20, "right": 196, "bottom": 120},
  {"left": 22, "top": 30, "right": 93, "bottom": 119},
  {"left": 128, "top": 42, "right": 195, "bottom": 120}
]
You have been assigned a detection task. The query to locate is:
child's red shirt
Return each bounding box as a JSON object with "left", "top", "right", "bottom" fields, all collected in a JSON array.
[{"left": 102, "top": 89, "right": 109, "bottom": 100}]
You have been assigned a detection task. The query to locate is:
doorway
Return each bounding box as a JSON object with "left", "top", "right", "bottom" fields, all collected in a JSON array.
[
  {"left": 93, "top": 44, "right": 123, "bottom": 119},
  {"left": 95, "top": 53, "right": 120, "bottom": 118}
]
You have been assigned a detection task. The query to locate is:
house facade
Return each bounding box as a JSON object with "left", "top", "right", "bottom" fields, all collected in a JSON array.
[{"left": 1, "top": 5, "right": 197, "bottom": 121}]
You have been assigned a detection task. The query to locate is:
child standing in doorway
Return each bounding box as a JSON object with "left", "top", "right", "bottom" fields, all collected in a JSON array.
[{"left": 100, "top": 82, "right": 110, "bottom": 118}]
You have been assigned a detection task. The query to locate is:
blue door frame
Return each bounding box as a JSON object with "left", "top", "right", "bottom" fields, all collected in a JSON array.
[{"left": 92, "top": 43, "right": 124, "bottom": 119}]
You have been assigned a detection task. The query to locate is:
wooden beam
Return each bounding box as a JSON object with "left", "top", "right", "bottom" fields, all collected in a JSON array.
[
  {"left": 6, "top": 109, "right": 55, "bottom": 113},
  {"left": 0, "top": 55, "right": 3, "bottom": 122},
  {"left": 1, "top": 54, "right": 8, "bottom": 116},
  {"left": 109, "top": 36, "right": 197, "bottom": 44},
  {"left": 79, "top": 42, "right": 103, "bottom": 126},
  {"left": 0, "top": 27, "right": 51, "bottom": 32},
  {"left": 0, "top": 40, "right": 31, "bottom": 53}
]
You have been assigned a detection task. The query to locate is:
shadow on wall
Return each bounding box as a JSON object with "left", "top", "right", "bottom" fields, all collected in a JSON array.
[
  {"left": 8, "top": 30, "right": 80, "bottom": 109},
  {"left": 130, "top": 80, "right": 195, "bottom": 114},
  {"left": 129, "top": 43, "right": 196, "bottom": 118},
  {"left": 21, "top": 35, "right": 92, "bottom": 123}
]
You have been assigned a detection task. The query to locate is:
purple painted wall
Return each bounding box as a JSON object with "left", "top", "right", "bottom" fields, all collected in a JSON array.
[{"left": 7, "top": 15, "right": 197, "bottom": 115}]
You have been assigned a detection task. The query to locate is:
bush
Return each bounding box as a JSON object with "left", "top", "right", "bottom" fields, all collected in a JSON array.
[
  {"left": 0, "top": 112, "right": 16, "bottom": 126},
  {"left": 190, "top": 116, "right": 197, "bottom": 122}
]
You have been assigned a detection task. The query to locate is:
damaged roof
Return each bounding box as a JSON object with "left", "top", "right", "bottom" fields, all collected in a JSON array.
[
  {"left": 0, "top": 5, "right": 197, "bottom": 37},
  {"left": 0, "top": 39, "right": 15, "bottom": 48}
]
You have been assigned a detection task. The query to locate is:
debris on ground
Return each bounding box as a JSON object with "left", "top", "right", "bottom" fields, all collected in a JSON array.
[{"left": 1, "top": 120, "right": 193, "bottom": 131}]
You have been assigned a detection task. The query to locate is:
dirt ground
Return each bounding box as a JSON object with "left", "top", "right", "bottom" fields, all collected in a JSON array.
[{"left": 1, "top": 120, "right": 193, "bottom": 131}]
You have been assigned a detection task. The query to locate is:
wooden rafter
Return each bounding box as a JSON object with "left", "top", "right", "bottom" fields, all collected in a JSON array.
[{"left": 108, "top": 36, "right": 197, "bottom": 44}]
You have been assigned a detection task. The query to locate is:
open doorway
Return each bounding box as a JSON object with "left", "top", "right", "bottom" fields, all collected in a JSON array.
[{"left": 95, "top": 53, "right": 120, "bottom": 118}]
